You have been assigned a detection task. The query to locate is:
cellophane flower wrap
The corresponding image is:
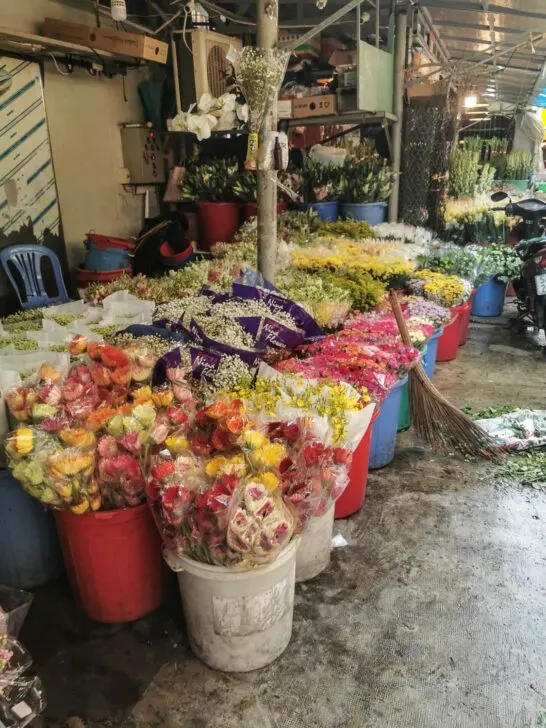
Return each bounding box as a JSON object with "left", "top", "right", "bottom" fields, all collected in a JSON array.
[
  {"left": 0, "top": 635, "right": 46, "bottom": 727},
  {"left": 5, "top": 425, "right": 99, "bottom": 514},
  {"left": 146, "top": 398, "right": 295, "bottom": 568},
  {"left": 226, "top": 365, "right": 376, "bottom": 528}
]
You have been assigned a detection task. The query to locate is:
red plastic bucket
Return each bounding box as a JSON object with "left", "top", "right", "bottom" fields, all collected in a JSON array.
[
  {"left": 436, "top": 310, "right": 460, "bottom": 362},
  {"left": 86, "top": 233, "right": 135, "bottom": 251},
  {"left": 75, "top": 266, "right": 131, "bottom": 287},
  {"left": 335, "top": 411, "right": 378, "bottom": 519},
  {"left": 243, "top": 201, "right": 287, "bottom": 221},
  {"left": 454, "top": 300, "right": 471, "bottom": 346},
  {"left": 198, "top": 202, "right": 240, "bottom": 251},
  {"left": 54, "top": 504, "right": 167, "bottom": 623}
]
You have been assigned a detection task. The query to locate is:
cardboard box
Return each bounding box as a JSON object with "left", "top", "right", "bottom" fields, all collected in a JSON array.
[
  {"left": 292, "top": 94, "right": 337, "bottom": 119},
  {"left": 43, "top": 18, "right": 168, "bottom": 64},
  {"left": 278, "top": 99, "right": 293, "bottom": 119},
  {"left": 91, "top": 26, "right": 168, "bottom": 64},
  {"left": 43, "top": 18, "right": 92, "bottom": 46}
]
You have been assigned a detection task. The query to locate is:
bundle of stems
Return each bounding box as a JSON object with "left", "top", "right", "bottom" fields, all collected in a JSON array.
[{"left": 389, "top": 291, "right": 497, "bottom": 458}]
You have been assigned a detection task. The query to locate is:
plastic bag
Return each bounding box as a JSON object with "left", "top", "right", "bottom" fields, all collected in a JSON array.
[
  {"left": 147, "top": 399, "right": 296, "bottom": 568},
  {"left": 0, "top": 674, "right": 46, "bottom": 728},
  {"left": 0, "top": 636, "right": 46, "bottom": 728},
  {"left": 5, "top": 426, "right": 99, "bottom": 514}
]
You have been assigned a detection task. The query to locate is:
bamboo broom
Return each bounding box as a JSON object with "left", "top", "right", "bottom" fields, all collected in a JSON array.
[{"left": 389, "top": 290, "right": 497, "bottom": 459}]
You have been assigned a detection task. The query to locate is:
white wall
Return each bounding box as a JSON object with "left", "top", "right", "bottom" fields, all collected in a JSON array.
[{"left": 3, "top": 0, "right": 147, "bottom": 267}]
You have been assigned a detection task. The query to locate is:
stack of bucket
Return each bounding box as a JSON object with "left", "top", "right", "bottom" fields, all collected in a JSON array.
[{"left": 76, "top": 233, "right": 135, "bottom": 288}]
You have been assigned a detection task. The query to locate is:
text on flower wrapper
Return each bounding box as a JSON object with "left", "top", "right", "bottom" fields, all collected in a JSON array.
[{"left": 212, "top": 575, "right": 294, "bottom": 637}]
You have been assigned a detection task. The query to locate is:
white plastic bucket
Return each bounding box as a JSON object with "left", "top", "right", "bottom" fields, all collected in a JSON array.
[
  {"left": 295, "top": 503, "right": 335, "bottom": 583},
  {"left": 166, "top": 538, "right": 300, "bottom": 672}
]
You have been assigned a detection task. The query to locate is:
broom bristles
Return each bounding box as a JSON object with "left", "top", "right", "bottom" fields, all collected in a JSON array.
[{"left": 389, "top": 291, "right": 497, "bottom": 459}]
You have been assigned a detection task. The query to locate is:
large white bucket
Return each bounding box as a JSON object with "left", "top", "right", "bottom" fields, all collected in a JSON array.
[
  {"left": 295, "top": 503, "right": 335, "bottom": 583},
  {"left": 166, "top": 538, "right": 299, "bottom": 672}
]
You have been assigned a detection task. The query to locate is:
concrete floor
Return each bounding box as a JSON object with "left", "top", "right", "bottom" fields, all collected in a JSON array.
[{"left": 25, "top": 311, "right": 546, "bottom": 728}]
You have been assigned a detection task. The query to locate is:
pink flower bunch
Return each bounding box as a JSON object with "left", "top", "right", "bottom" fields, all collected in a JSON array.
[
  {"left": 281, "top": 317, "right": 420, "bottom": 402},
  {"left": 97, "top": 432, "right": 145, "bottom": 508}
]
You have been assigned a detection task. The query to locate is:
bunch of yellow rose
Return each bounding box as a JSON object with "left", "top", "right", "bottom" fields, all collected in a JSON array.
[{"left": 6, "top": 426, "right": 99, "bottom": 514}]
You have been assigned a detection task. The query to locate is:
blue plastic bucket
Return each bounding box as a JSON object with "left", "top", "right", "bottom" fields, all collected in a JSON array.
[
  {"left": 369, "top": 376, "right": 407, "bottom": 470},
  {"left": 341, "top": 201, "right": 388, "bottom": 225},
  {"left": 423, "top": 328, "right": 443, "bottom": 379},
  {"left": 471, "top": 277, "right": 507, "bottom": 317},
  {"left": 397, "top": 348, "right": 427, "bottom": 432},
  {"left": 298, "top": 201, "right": 339, "bottom": 222},
  {"left": 84, "top": 242, "right": 131, "bottom": 271},
  {"left": 0, "top": 469, "right": 63, "bottom": 589}
]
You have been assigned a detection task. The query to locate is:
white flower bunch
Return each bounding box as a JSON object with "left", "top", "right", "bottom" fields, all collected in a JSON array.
[
  {"left": 373, "top": 222, "right": 438, "bottom": 261},
  {"left": 168, "top": 93, "right": 249, "bottom": 140},
  {"left": 201, "top": 354, "right": 254, "bottom": 397}
]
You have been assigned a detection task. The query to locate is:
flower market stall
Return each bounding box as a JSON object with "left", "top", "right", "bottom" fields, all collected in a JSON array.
[{"left": 0, "top": 208, "right": 501, "bottom": 674}]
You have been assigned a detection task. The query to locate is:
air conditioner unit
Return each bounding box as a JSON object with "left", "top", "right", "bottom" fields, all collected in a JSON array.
[{"left": 175, "top": 29, "right": 242, "bottom": 111}]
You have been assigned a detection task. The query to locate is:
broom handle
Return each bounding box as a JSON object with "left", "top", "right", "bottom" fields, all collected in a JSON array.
[{"left": 389, "top": 291, "right": 413, "bottom": 347}]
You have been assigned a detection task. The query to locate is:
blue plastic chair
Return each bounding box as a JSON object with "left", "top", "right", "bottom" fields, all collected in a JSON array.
[{"left": 0, "top": 244, "right": 69, "bottom": 309}]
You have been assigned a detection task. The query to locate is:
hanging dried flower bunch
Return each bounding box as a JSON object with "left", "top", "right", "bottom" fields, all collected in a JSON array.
[{"left": 233, "top": 47, "right": 290, "bottom": 170}]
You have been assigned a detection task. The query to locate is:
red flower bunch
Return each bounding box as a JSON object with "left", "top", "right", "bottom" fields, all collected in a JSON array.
[
  {"left": 189, "top": 399, "right": 248, "bottom": 457},
  {"left": 268, "top": 421, "right": 352, "bottom": 530},
  {"left": 97, "top": 432, "right": 146, "bottom": 508}
]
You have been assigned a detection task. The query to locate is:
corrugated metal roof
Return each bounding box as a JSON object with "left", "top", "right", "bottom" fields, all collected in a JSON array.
[{"left": 418, "top": 0, "right": 546, "bottom": 105}]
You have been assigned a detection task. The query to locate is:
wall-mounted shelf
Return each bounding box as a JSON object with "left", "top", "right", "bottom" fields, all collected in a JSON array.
[
  {"left": 285, "top": 111, "right": 397, "bottom": 127},
  {"left": 0, "top": 26, "right": 144, "bottom": 69}
]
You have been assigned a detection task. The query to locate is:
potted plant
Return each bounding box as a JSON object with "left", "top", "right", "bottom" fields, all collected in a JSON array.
[
  {"left": 295, "top": 157, "right": 341, "bottom": 222},
  {"left": 468, "top": 243, "right": 521, "bottom": 317},
  {"left": 339, "top": 157, "right": 395, "bottom": 225},
  {"left": 234, "top": 171, "right": 287, "bottom": 221},
  {"left": 181, "top": 157, "right": 241, "bottom": 250}
]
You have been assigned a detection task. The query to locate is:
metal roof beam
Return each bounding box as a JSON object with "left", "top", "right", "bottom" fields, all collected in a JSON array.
[
  {"left": 431, "top": 20, "right": 525, "bottom": 36},
  {"left": 417, "top": 1, "right": 546, "bottom": 21}
]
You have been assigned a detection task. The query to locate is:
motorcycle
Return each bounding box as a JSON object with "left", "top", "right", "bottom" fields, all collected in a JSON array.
[{"left": 490, "top": 191, "right": 546, "bottom": 335}]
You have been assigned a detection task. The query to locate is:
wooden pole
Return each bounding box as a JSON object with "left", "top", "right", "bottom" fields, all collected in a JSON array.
[
  {"left": 256, "top": 0, "right": 278, "bottom": 282},
  {"left": 389, "top": 10, "right": 407, "bottom": 223}
]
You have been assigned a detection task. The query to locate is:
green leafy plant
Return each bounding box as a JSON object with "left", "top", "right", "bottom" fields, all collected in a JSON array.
[
  {"left": 298, "top": 158, "right": 341, "bottom": 203},
  {"left": 476, "top": 162, "right": 495, "bottom": 195},
  {"left": 496, "top": 450, "right": 546, "bottom": 488},
  {"left": 468, "top": 243, "right": 521, "bottom": 285},
  {"left": 448, "top": 150, "right": 480, "bottom": 198},
  {"left": 233, "top": 170, "right": 257, "bottom": 202},
  {"left": 278, "top": 209, "right": 322, "bottom": 246},
  {"left": 181, "top": 157, "right": 240, "bottom": 202},
  {"left": 463, "top": 136, "right": 484, "bottom": 154},
  {"left": 463, "top": 404, "right": 519, "bottom": 419},
  {"left": 340, "top": 157, "right": 395, "bottom": 204},
  {"left": 505, "top": 150, "right": 534, "bottom": 180},
  {"left": 316, "top": 269, "right": 387, "bottom": 311},
  {"left": 420, "top": 246, "right": 478, "bottom": 279},
  {"left": 317, "top": 219, "right": 374, "bottom": 240}
]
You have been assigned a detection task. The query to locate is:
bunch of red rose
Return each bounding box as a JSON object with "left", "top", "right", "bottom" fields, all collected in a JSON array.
[{"left": 267, "top": 420, "right": 352, "bottom": 530}]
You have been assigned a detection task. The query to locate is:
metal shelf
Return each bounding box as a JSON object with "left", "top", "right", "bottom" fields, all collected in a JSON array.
[
  {"left": 285, "top": 110, "right": 397, "bottom": 127},
  {"left": 0, "top": 26, "right": 144, "bottom": 67}
]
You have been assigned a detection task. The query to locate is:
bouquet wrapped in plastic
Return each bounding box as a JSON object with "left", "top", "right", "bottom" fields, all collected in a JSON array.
[
  {"left": 146, "top": 398, "right": 295, "bottom": 568},
  {"left": 232, "top": 47, "right": 290, "bottom": 170},
  {"left": 0, "top": 636, "right": 46, "bottom": 728},
  {"left": 267, "top": 419, "right": 352, "bottom": 530},
  {"left": 6, "top": 426, "right": 98, "bottom": 514},
  {"left": 5, "top": 362, "right": 64, "bottom": 424}
]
